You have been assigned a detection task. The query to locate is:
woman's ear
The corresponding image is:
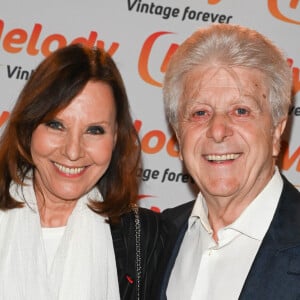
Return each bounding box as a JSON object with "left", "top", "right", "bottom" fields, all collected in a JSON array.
[{"left": 113, "top": 124, "right": 118, "bottom": 148}]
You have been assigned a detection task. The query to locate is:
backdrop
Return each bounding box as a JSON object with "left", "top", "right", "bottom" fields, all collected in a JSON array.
[{"left": 1, "top": 0, "right": 299, "bottom": 211}]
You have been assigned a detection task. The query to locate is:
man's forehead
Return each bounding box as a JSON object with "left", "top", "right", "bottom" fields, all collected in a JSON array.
[{"left": 184, "top": 65, "right": 267, "bottom": 94}]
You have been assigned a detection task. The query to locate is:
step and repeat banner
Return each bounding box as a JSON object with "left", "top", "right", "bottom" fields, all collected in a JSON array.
[{"left": 1, "top": 0, "right": 299, "bottom": 211}]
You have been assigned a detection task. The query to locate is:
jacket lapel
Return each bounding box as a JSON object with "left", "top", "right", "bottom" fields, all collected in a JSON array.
[
  {"left": 158, "top": 201, "right": 194, "bottom": 300},
  {"left": 239, "top": 176, "right": 300, "bottom": 299}
]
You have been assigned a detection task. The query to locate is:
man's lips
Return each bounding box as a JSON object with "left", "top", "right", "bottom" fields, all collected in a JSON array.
[{"left": 204, "top": 153, "right": 241, "bottom": 162}]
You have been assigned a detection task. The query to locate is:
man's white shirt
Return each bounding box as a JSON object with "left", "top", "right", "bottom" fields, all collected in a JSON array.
[{"left": 167, "top": 169, "right": 283, "bottom": 300}]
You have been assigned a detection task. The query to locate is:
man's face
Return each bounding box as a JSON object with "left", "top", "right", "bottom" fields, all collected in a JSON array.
[{"left": 176, "top": 66, "right": 286, "bottom": 203}]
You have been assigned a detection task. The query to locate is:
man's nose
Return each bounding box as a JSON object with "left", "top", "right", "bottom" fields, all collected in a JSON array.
[{"left": 206, "top": 112, "right": 233, "bottom": 143}]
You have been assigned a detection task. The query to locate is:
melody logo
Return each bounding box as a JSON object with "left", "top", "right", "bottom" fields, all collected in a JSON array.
[
  {"left": 268, "top": 0, "right": 300, "bottom": 24},
  {"left": 0, "top": 19, "right": 119, "bottom": 57}
]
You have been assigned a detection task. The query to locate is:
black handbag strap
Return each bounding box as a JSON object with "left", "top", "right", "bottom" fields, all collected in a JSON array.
[
  {"left": 111, "top": 207, "right": 163, "bottom": 300},
  {"left": 111, "top": 208, "right": 140, "bottom": 299}
]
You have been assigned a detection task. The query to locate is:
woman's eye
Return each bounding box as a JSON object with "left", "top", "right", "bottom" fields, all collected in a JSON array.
[
  {"left": 87, "top": 126, "right": 105, "bottom": 135},
  {"left": 45, "top": 120, "right": 63, "bottom": 130}
]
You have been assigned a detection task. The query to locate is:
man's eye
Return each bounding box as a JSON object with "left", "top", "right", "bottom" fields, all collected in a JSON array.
[
  {"left": 193, "top": 110, "right": 206, "bottom": 117},
  {"left": 87, "top": 126, "right": 105, "bottom": 135},
  {"left": 236, "top": 108, "right": 249, "bottom": 115},
  {"left": 45, "top": 120, "right": 63, "bottom": 130}
]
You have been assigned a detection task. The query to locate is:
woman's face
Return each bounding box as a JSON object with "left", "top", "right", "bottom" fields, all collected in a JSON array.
[{"left": 31, "top": 80, "right": 117, "bottom": 203}]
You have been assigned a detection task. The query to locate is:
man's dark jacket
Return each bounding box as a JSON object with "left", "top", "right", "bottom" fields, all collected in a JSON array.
[{"left": 154, "top": 176, "right": 300, "bottom": 300}]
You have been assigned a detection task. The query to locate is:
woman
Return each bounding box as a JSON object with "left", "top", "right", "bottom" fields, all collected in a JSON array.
[{"left": 0, "top": 44, "right": 163, "bottom": 299}]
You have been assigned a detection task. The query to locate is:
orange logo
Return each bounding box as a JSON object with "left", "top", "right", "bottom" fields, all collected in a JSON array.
[
  {"left": 288, "top": 58, "right": 300, "bottom": 95},
  {"left": 0, "top": 19, "right": 119, "bottom": 57},
  {"left": 268, "top": 0, "right": 300, "bottom": 24},
  {"left": 0, "top": 111, "right": 9, "bottom": 127},
  {"left": 208, "top": 0, "right": 222, "bottom": 3},
  {"left": 279, "top": 141, "right": 300, "bottom": 171},
  {"left": 134, "top": 119, "right": 179, "bottom": 157},
  {"left": 138, "top": 31, "right": 178, "bottom": 87}
]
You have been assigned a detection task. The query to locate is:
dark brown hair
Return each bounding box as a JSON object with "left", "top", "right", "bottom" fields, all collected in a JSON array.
[{"left": 0, "top": 44, "right": 141, "bottom": 221}]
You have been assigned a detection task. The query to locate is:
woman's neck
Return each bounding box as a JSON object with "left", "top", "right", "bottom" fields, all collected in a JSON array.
[{"left": 37, "top": 198, "right": 77, "bottom": 227}]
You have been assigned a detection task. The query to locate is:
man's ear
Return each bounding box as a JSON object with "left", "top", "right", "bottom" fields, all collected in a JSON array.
[
  {"left": 174, "top": 129, "right": 183, "bottom": 161},
  {"left": 272, "top": 117, "right": 287, "bottom": 157}
]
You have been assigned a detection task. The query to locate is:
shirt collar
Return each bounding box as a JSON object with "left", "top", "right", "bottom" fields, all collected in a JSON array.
[
  {"left": 189, "top": 168, "right": 283, "bottom": 240},
  {"left": 189, "top": 193, "right": 212, "bottom": 233}
]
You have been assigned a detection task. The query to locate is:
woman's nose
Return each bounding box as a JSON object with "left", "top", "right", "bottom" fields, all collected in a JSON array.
[{"left": 62, "top": 133, "right": 85, "bottom": 161}]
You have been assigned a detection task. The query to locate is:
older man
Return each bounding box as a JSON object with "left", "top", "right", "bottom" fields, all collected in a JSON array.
[{"left": 156, "top": 24, "right": 300, "bottom": 299}]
